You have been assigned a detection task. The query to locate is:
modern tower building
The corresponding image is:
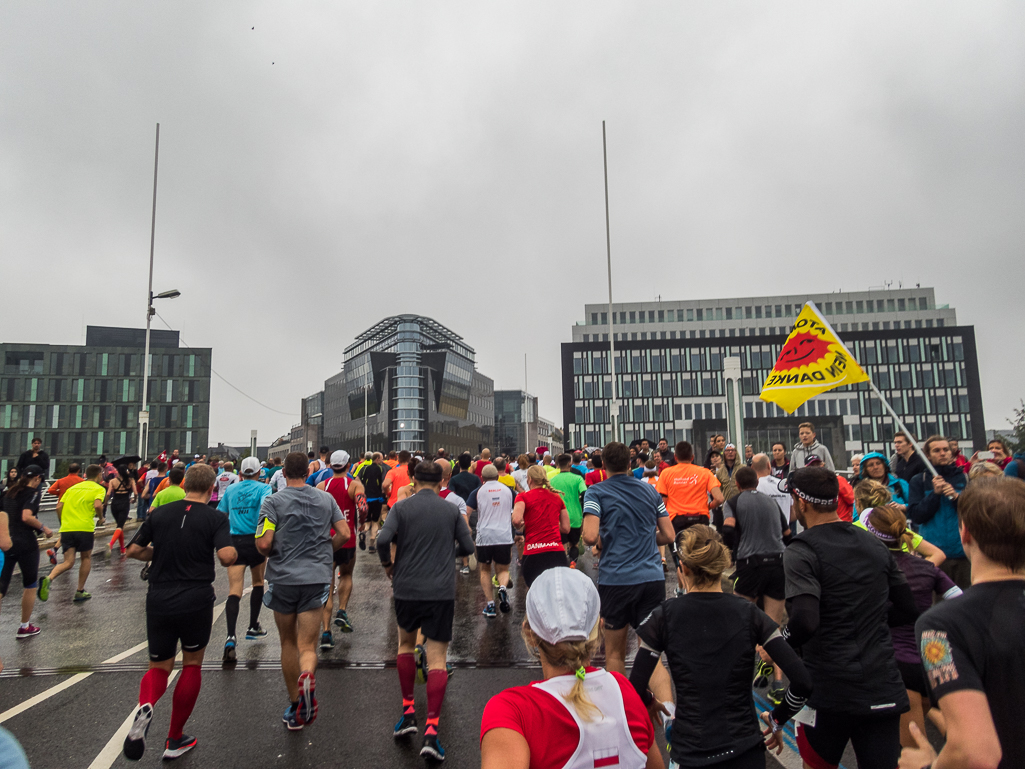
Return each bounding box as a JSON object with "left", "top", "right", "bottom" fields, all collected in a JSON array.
[
  {"left": 494, "top": 390, "right": 539, "bottom": 458},
  {"left": 323, "top": 315, "right": 494, "bottom": 456},
  {"left": 1, "top": 325, "right": 211, "bottom": 475},
  {"left": 563, "top": 288, "right": 984, "bottom": 466}
]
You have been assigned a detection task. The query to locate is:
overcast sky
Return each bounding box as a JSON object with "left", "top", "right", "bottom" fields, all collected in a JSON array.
[{"left": 2, "top": 2, "right": 1023, "bottom": 446}]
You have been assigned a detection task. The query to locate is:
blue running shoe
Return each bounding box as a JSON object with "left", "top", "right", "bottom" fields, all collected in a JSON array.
[
  {"left": 420, "top": 732, "right": 445, "bottom": 761},
  {"left": 282, "top": 703, "right": 303, "bottom": 731},
  {"left": 394, "top": 710, "right": 418, "bottom": 737}
]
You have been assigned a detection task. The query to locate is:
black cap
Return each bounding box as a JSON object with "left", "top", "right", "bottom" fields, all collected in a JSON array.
[{"left": 22, "top": 464, "right": 44, "bottom": 478}]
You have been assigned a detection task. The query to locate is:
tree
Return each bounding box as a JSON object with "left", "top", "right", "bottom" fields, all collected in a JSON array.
[{"left": 1006, "top": 400, "right": 1025, "bottom": 456}]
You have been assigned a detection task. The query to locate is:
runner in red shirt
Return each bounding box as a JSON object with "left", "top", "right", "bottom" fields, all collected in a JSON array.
[
  {"left": 584, "top": 452, "right": 608, "bottom": 487},
  {"left": 316, "top": 451, "right": 366, "bottom": 645},
  {"left": 473, "top": 449, "right": 493, "bottom": 478},
  {"left": 480, "top": 567, "right": 659, "bottom": 769},
  {"left": 512, "top": 466, "right": 570, "bottom": 586}
]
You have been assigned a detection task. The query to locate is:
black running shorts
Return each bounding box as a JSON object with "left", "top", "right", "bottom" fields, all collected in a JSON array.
[
  {"left": 896, "top": 660, "right": 929, "bottom": 696},
  {"left": 796, "top": 710, "right": 901, "bottom": 769},
  {"left": 110, "top": 497, "right": 132, "bottom": 528},
  {"left": 560, "top": 527, "right": 582, "bottom": 546},
  {"left": 394, "top": 599, "right": 455, "bottom": 643},
  {"left": 521, "top": 550, "right": 569, "bottom": 587},
  {"left": 366, "top": 500, "right": 383, "bottom": 523},
  {"left": 263, "top": 583, "right": 329, "bottom": 615},
  {"left": 0, "top": 540, "right": 40, "bottom": 595},
  {"left": 475, "top": 544, "right": 512, "bottom": 566},
  {"left": 60, "top": 531, "right": 95, "bottom": 553},
  {"left": 598, "top": 580, "right": 666, "bottom": 631},
  {"left": 231, "top": 535, "right": 266, "bottom": 568},
  {"left": 146, "top": 604, "right": 214, "bottom": 662},
  {"left": 333, "top": 548, "right": 355, "bottom": 567},
  {"left": 733, "top": 562, "right": 785, "bottom": 601},
  {"left": 672, "top": 514, "right": 709, "bottom": 535}
]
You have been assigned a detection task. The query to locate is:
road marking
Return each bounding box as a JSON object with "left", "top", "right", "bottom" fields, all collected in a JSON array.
[
  {"left": 0, "top": 589, "right": 245, "bottom": 725},
  {"left": 0, "top": 673, "right": 92, "bottom": 723},
  {"left": 87, "top": 599, "right": 231, "bottom": 769}
]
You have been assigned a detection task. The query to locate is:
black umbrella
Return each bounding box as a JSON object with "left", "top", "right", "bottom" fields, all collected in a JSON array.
[{"left": 112, "top": 455, "right": 142, "bottom": 466}]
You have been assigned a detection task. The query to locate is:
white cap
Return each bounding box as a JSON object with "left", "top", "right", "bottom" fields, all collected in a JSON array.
[
  {"left": 526, "top": 568, "right": 601, "bottom": 646},
  {"left": 330, "top": 450, "right": 350, "bottom": 468},
  {"left": 240, "top": 456, "right": 261, "bottom": 476}
]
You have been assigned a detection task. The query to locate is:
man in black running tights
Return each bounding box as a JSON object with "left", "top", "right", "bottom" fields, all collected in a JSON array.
[{"left": 780, "top": 466, "right": 919, "bottom": 769}]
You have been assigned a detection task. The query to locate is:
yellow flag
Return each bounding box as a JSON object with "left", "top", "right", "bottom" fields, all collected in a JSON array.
[{"left": 759, "top": 302, "right": 869, "bottom": 414}]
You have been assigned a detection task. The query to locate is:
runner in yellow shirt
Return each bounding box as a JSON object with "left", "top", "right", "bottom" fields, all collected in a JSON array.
[{"left": 40, "top": 464, "right": 106, "bottom": 602}]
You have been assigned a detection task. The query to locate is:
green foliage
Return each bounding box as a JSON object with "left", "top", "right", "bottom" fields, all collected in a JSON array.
[
  {"left": 1006, "top": 400, "right": 1025, "bottom": 455},
  {"left": 55, "top": 459, "right": 70, "bottom": 478}
]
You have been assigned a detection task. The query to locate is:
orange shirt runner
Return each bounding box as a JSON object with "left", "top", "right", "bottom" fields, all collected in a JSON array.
[{"left": 655, "top": 463, "right": 720, "bottom": 519}]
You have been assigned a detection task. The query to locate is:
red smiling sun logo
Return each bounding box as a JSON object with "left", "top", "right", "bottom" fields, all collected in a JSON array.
[{"left": 775, "top": 333, "right": 833, "bottom": 371}]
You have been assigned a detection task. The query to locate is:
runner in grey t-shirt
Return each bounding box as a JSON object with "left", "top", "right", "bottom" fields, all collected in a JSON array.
[{"left": 255, "top": 453, "right": 349, "bottom": 731}]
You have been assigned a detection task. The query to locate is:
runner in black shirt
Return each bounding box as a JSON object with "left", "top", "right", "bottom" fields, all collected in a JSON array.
[
  {"left": 781, "top": 467, "right": 919, "bottom": 769},
  {"left": 357, "top": 452, "right": 386, "bottom": 551},
  {"left": 0, "top": 466, "right": 53, "bottom": 639},
  {"left": 123, "top": 465, "right": 235, "bottom": 762},
  {"left": 630, "top": 524, "right": 812, "bottom": 767},
  {"left": 901, "top": 476, "right": 1025, "bottom": 769}
]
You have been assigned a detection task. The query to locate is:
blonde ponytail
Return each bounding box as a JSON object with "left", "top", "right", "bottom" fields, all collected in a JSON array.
[
  {"left": 521, "top": 623, "right": 604, "bottom": 722},
  {"left": 526, "top": 464, "right": 562, "bottom": 496}
]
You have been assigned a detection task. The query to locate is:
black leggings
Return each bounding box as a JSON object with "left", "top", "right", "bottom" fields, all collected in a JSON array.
[
  {"left": 0, "top": 539, "right": 41, "bottom": 595},
  {"left": 110, "top": 496, "right": 132, "bottom": 528},
  {"left": 521, "top": 551, "right": 569, "bottom": 586}
]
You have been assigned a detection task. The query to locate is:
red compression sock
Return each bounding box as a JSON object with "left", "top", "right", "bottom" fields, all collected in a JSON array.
[
  {"left": 138, "top": 668, "right": 170, "bottom": 707},
  {"left": 168, "top": 666, "right": 202, "bottom": 740},
  {"left": 426, "top": 668, "right": 448, "bottom": 731},
  {"left": 396, "top": 653, "right": 416, "bottom": 707}
]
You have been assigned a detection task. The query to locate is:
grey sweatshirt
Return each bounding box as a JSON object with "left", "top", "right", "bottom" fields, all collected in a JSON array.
[
  {"left": 377, "top": 488, "right": 475, "bottom": 601},
  {"left": 790, "top": 439, "right": 835, "bottom": 471}
]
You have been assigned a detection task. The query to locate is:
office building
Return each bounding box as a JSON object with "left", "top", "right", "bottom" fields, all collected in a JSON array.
[
  {"left": 563, "top": 288, "right": 984, "bottom": 466},
  {"left": 1, "top": 325, "right": 211, "bottom": 475},
  {"left": 494, "top": 390, "right": 539, "bottom": 458},
  {"left": 322, "top": 315, "right": 494, "bottom": 456}
]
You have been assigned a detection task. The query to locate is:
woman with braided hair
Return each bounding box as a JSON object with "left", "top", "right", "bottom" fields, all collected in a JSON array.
[
  {"left": 861, "top": 505, "right": 961, "bottom": 749},
  {"left": 481, "top": 567, "right": 660, "bottom": 768},
  {"left": 630, "top": 525, "right": 813, "bottom": 768},
  {"left": 512, "top": 465, "right": 570, "bottom": 586}
]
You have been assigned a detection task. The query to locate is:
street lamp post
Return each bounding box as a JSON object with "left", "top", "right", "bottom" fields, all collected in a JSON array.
[
  {"left": 364, "top": 384, "right": 370, "bottom": 456},
  {"left": 137, "top": 123, "right": 181, "bottom": 460}
]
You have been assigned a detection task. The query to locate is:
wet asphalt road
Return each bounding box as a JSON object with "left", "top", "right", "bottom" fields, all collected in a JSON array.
[{"left": 0, "top": 543, "right": 816, "bottom": 769}]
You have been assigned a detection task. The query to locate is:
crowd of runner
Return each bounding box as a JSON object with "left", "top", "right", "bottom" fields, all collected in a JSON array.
[{"left": 0, "top": 430, "right": 1023, "bottom": 768}]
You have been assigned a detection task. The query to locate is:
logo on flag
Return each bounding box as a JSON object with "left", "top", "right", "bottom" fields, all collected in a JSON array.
[{"left": 759, "top": 302, "right": 869, "bottom": 414}]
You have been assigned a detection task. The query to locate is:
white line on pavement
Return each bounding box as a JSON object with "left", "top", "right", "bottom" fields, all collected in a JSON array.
[
  {"left": 0, "top": 589, "right": 246, "bottom": 727},
  {"left": 0, "top": 673, "right": 92, "bottom": 724},
  {"left": 86, "top": 598, "right": 232, "bottom": 769}
]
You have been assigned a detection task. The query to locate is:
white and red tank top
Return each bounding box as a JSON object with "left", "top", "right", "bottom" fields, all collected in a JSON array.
[{"left": 324, "top": 476, "right": 357, "bottom": 550}]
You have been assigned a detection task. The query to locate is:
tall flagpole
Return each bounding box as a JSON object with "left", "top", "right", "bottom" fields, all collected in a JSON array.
[
  {"left": 868, "top": 381, "right": 939, "bottom": 477},
  {"left": 603, "top": 121, "right": 619, "bottom": 444}
]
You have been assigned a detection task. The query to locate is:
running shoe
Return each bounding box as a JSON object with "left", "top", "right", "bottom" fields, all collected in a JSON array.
[
  {"left": 140, "top": 563, "right": 150, "bottom": 581},
  {"left": 674, "top": 587, "right": 686, "bottom": 599},
  {"left": 358, "top": 531, "right": 366, "bottom": 550},
  {"left": 245, "top": 624, "right": 268, "bottom": 640},
  {"left": 333, "top": 610, "right": 353, "bottom": 633},
  {"left": 497, "top": 586, "right": 510, "bottom": 614},
  {"left": 122, "top": 703, "right": 153, "bottom": 761},
  {"left": 482, "top": 602, "right": 497, "bottom": 618},
  {"left": 38, "top": 576, "right": 51, "bottom": 602},
  {"left": 752, "top": 660, "right": 774, "bottom": 689},
  {"left": 420, "top": 733, "right": 445, "bottom": 761},
  {"left": 767, "top": 682, "right": 786, "bottom": 706},
  {"left": 16, "top": 624, "right": 40, "bottom": 639},
  {"left": 459, "top": 565, "right": 470, "bottom": 575},
  {"left": 665, "top": 719, "right": 673, "bottom": 755},
  {"left": 368, "top": 542, "right": 377, "bottom": 554},
  {"left": 162, "top": 735, "right": 196, "bottom": 760},
  {"left": 73, "top": 590, "right": 91, "bottom": 603},
  {"left": 491, "top": 575, "right": 500, "bottom": 588},
  {"left": 223, "top": 636, "right": 237, "bottom": 663},
  {"left": 319, "top": 631, "right": 334, "bottom": 651},
  {"left": 282, "top": 703, "right": 303, "bottom": 731},
  {"left": 446, "top": 662, "right": 455, "bottom": 679},
  {"left": 415, "top": 643, "right": 428, "bottom": 685},
  {"left": 394, "top": 710, "right": 418, "bottom": 737},
  {"left": 47, "top": 548, "right": 58, "bottom": 565},
  {"left": 296, "top": 672, "right": 317, "bottom": 725},
  {"left": 120, "top": 545, "right": 127, "bottom": 556}
]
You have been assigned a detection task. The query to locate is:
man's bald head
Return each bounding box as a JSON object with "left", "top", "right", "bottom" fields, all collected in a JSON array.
[{"left": 751, "top": 453, "right": 771, "bottom": 476}]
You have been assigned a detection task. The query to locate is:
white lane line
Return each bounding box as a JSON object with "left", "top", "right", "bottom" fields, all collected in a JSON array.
[
  {"left": 86, "top": 598, "right": 233, "bottom": 769},
  {"left": 1, "top": 588, "right": 246, "bottom": 725},
  {"left": 0, "top": 673, "right": 92, "bottom": 723}
]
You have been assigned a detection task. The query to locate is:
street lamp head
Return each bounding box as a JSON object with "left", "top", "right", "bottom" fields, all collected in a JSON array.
[{"left": 154, "top": 289, "right": 181, "bottom": 299}]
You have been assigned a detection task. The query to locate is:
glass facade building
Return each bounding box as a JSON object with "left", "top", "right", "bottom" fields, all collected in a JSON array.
[
  {"left": 494, "top": 390, "right": 538, "bottom": 458},
  {"left": 563, "top": 292, "right": 985, "bottom": 467},
  {"left": 325, "top": 315, "right": 494, "bottom": 456},
  {"left": 1, "top": 326, "right": 211, "bottom": 475}
]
